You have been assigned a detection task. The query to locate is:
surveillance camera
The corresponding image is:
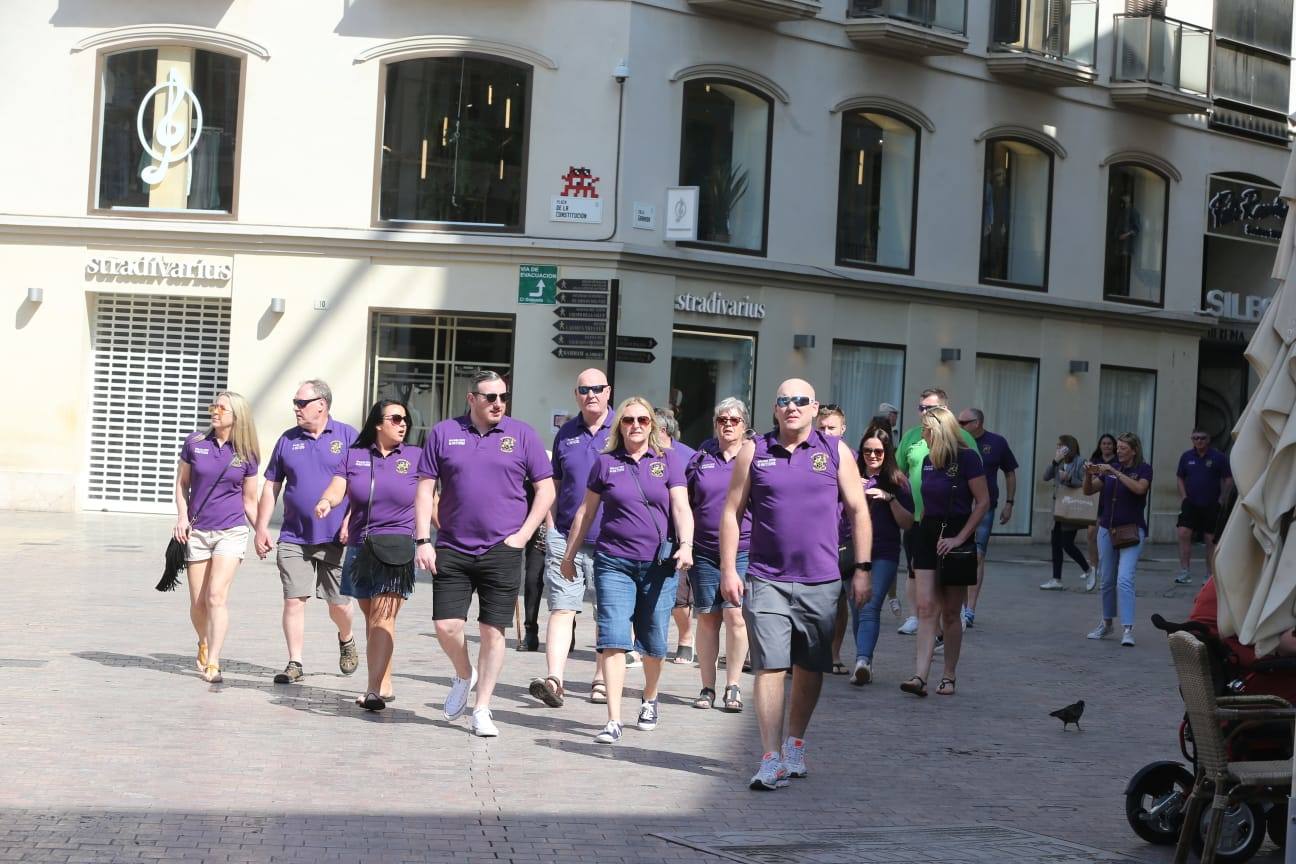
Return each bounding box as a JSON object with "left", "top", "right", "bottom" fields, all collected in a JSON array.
[{"left": 613, "top": 61, "right": 629, "bottom": 83}]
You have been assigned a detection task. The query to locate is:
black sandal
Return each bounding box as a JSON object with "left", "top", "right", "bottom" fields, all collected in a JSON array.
[
  {"left": 900, "top": 676, "right": 928, "bottom": 698},
  {"left": 936, "top": 677, "right": 956, "bottom": 696},
  {"left": 673, "top": 646, "right": 696, "bottom": 664},
  {"left": 692, "top": 687, "right": 716, "bottom": 709},
  {"left": 356, "top": 692, "right": 386, "bottom": 711},
  {"left": 722, "top": 684, "right": 743, "bottom": 713}
]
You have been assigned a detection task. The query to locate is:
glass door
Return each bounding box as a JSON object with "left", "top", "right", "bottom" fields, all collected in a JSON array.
[{"left": 670, "top": 328, "right": 756, "bottom": 447}]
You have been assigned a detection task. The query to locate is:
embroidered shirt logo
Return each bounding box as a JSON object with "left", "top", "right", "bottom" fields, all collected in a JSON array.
[
  {"left": 500, "top": 436, "right": 517, "bottom": 454},
  {"left": 330, "top": 440, "right": 343, "bottom": 455},
  {"left": 565, "top": 437, "right": 581, "bottom": 447},
  {"left": 650, "top": 461, "right": 665, "bottom": 478},
  {"left": 356, "top": 460, "right": 372, "bottom": 467},
  {"left": 755, "top": 457, "right": 777, "bottom": 468},
  {"left": 811, "top": 453, "right": 828, "bottom": 473},
  {"left": 231, "top": 455, "right": 244, "bottom": 468},
  {"left": 448, "top": 438, "right": 466, "bottom": 446},
  {"left": 291, "top": 442, "right": 307, "bottom": 451},
  {"left": 395, "top": 459, "right": 411, "bottom": 475},
  {"left": 609, "top": 465, "right": 625, "bottom": 474}
]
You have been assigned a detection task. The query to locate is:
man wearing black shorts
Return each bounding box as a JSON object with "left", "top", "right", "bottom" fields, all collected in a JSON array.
[{"left": 1173, "top": 429, "right": 1233, "bottom": 586}]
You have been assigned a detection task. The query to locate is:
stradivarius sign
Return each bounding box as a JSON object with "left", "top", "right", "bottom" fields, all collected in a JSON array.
[
  {"left": 674, "top": 291, "right": 766, "bottom": 320},
  {"left": 86, "top": 255, "right": 232, "bottom": 282}
]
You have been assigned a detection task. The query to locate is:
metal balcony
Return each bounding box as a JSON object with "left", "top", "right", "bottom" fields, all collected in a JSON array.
[
  {"left": 986, "top": 0, "right": 1098, "bottom": 88},
  {"left": 686, "top": 0, "right": 821, "bottom": 22},
  {"left": 844, "top": 0, "right": 969, "bottom": 57},
  {"left": 1110, "top": 14, "right": 1211, "bottom": 114}
]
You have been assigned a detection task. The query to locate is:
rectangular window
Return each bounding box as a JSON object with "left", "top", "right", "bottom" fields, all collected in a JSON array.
[
  {"left": 1215, "top": 0, "right": 1294, "bottom": 55},
  {"left": 1104, "top": 164, "right": 1168, "bottom": 305},
  {"left": 975, "top": 355, "right": 1038, "bottom": 535},
  {"left": 1098, "top": 366, "right": 1157, "bottom": 462},
  {"left": 97, "top": 48, "right": 241, "bottom": 213},
  {"left": 368, "top": 312, "right": 515, "bottom": 445},
  {"left": 829, "top": 341, "right": 905, "bottom": 437},
  {"left": 980, "top": 139, "right": 1052, "bottom": 289},
  {"left": 669, "top": 328, "right": 757, "bottom": 447},
  {"left": 836, "top": 112, "right": 919, "bottom": 272},
  {"left": 1212, "top": 44, "right": 1291, "bottom": 115}
]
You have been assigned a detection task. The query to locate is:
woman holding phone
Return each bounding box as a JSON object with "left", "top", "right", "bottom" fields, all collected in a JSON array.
[{"left": 1083, "top": 432, "right": 1152, "bottom": 647}]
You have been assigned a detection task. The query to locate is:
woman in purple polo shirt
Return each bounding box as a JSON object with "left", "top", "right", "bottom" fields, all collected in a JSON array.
[
  {"left": 850, "top": 425, "right": 914, "bottom": 686},
  {"left": 315, "top": 400, "right": 419, "bottom": 711},
  {"left": 1086, "top": 433, "right": 1118, "bottom": 580},
  {"left": 902, "top": 407, "right": 989, "bottom": 698},
  {"left": 174, "top": 390, "right": 260, "bottom": 684},
  {"left": 562, "top": 397, "right": 695, "bottom": 744},
  {"left": 685, "top": 397, "right": 752, "bottom": 713},
  {"left": 1082, "top": 432, "right": 1152, "bottom": 647}
]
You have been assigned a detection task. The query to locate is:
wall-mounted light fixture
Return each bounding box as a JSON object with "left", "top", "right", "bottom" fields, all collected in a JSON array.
[
  {"left": 940, "top": 348, "right": 961, "bottom": 362},
  {"left": 1069, "top": 360, "right": 1090, "bottom": 374},
  {"left": 269, "top": 297, "right": 286, "bottom": 314},
  {"left": 793, "top": 334, "right": 816, "bottom": 350},
  {"left": 26, "top": 287, "right": 44, "bottom": 303}
]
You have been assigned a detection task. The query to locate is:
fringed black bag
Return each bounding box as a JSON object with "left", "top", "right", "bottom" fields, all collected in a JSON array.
[
  {"left": 351, "top": 458, "right": 416, "bottom": 596},
  {"left": 157, "top": 457, "right": 235, "bottom": 592}
]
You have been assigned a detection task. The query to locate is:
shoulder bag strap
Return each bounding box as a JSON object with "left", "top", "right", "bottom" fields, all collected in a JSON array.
[
  {"left": 362, "top": 456, "right": 377, "bottom": 541},
  {"left": 187, "top": 455, "right": 236, "bottom": 527},
  {"left": 940, "top": 458, "right": 960, "bottom": 538},
  {"left": 628, "top": 455, "right": 665, "bottom": 545}
]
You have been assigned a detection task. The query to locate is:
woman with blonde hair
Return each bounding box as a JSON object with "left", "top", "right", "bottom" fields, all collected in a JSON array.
[
  {"left": 900, "top": 406, "right": 989, "bottom": 698},
  {"left": 562, "top": 396, "right": 695, "bottom": 744},
  {"left": 174, "top": 390, "right": 260, "bottom": 683}
]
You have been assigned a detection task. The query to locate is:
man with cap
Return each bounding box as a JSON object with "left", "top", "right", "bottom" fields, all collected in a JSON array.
[
  {"left": 254, "top": 379, "right": 359, "bottom": 684},
  {"left": 720, "top": 379, "right": 873, "bottom": 791},
  {"left": 877, "top": 402, "right": 899, "bottom": 432},
  {"left": 415, "top": 370, "right": 555, "bottom": 737}
]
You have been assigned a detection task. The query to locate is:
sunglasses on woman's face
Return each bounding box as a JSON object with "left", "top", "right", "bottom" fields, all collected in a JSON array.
[
  {"left": 621, "top": 415, "right": 651, "bottom": 427},
  {"left": 207, "top": 405, "right": 230, "bottom": 416},
  {"left": 715, "top": 416, "right": 743, "bottom": 427},
  {"left": 384, "top": 414, "right": 408, "bottom": 426},
  {"left": 862, "top": 448, "right": 885, "bottom": 456}
]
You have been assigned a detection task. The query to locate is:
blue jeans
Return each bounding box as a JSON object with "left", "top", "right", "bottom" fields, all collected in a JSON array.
[
  {"left": 974, "top": 508, "right": 997, "bottom": 555},
  {"left": 847, "top": 558, "right": 899, "bottom": 664},
  {"left": 689, "top": 550, "right": 748, "bottom": 613},
  {"left": 1097, "top": 526, "right": 1144, "bottom": 627},
  {"left": 593, "top": 552, "right": 678, "bottom": 657}
]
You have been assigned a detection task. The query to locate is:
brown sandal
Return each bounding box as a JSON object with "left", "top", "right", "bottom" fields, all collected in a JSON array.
[
  {"left": 900, "top": 676, "right": 927, "bottom": 697},
  {"left": 528, "top": 675, "right": 565, "bottom": 708},
  {"left": 936, "top": 677, "right": 956, "bottom": 696},
  {"left": 692, "top": 687, "right": 716, "bottom": 709}
]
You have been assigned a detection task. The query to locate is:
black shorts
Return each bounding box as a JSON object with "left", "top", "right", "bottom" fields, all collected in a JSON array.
[
  {"left": 1177, "top": 501, "right": 1222, "bottom": 539},
  {"left": 433, "top": 542, "right": 524, "bottom": 628},
  {"left": 910, "top": 514, "right": 972, "bottom": 573}
]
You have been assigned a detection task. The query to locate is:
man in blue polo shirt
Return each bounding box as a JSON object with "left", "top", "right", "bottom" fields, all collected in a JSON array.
[
  {"left": 955, "top": 408, "right": 1017, "bottom": 629},
  {"left": 254, "top": 379, "right": 359, "bottom": 684},
  {"left": 1174, "top": 429, "right": 1233, "bottom": 585}
]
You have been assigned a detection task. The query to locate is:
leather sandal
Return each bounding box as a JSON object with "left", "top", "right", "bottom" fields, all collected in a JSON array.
[
  {"left": 722, "top": 684, "right": 743, "bottom": 713},
  {"left": 356, "top": 692, "right": 386, "bottom": 711},
  {"left": 589, "top": 680, "right": 608, "bottom": 704},
  {"left": 692, "top": 687, "right": 716, "bottom": 709},
  {"left": 529, "top": 675, "right": 565, "bottom": 708},
  {"left": 202, "top": 664, "right": 222, "bottom": 684},
  {"left": 936, "top": 677, "right": 957, "bottom": 696},
  {"left": 900, "top": 676, "right": 927, "bottom": 697}
]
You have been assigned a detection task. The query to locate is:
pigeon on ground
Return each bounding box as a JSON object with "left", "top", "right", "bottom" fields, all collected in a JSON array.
[{"left": 1049, "top": 699, "right": 1085, "bottom": 731}]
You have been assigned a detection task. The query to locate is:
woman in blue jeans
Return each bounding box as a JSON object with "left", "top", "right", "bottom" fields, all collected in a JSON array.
[
  {"left": 848, "top": 426, "right": 914, "bottom": 685},
  {"left": 562, "top": 396, "right": 695, "bottom": 744},
  {"left": 684, "top": 397, "right": 752, "bottom": 713},
  {"left": 1083, "top": 432, "right": 1152, "bottom": 647}
]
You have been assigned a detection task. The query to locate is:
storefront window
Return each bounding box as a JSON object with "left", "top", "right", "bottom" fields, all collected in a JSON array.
[
  {"left": 369, "top": 312, "right": 514, "bottom": 444},
  {"left": 379, "top": 57, "right": 530, "bottom": 230},
  {"left": 975, "top": 355, "right": 1039, "bottom": 535},
  {"left": 980, "top": 138, "right": 1052, "bottom": 289},
  {"left": 97, "top": 48, "right": 241, "bottom": 213},
  {"left": 679, "top": 80, "right": 772, "bottom": 253},
  {"left": 1104, "top": 164, "right": 1167, "bottom": 305},
  {"left": 669, "top": 328, "right": 756, "bottom": 446},
  {"left": 829, "top": 341, "right": 904, "bottom": 435},
  {"left": 1099, "top": 366, "right": 1156, "bottom": 462},
  {"left": 836, "top": 112, "right": 919, "bottom": 272}
]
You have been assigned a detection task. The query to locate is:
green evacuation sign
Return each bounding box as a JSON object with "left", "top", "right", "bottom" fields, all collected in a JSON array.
[{"left": 518, "top": 264, "right": 558, "bottom": 305}]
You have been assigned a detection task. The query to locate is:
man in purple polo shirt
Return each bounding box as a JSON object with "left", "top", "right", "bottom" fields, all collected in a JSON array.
[
  {"left": 955, "top": 408, "right": 1018, "bottom": 629},
  {"left": 1174, "top": 429, "right": 1234, "bottom": 585},
  {"left": 254, "top": 380, "right": 359, "bottom": 684},
  {"left": 720, "top": 379, "right": 873, "bottom": 791},
  {"left": 529, "top": 368, "right": 611, "bottom": 709},
  {"left": 415, "top": 370, "right": 555, "bottom": 737}
]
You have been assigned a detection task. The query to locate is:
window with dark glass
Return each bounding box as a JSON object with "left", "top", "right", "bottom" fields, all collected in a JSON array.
[
  {"left": 979, "top": 138, "right": 1053, "bottom": 289},
  {"left": 679, "top": 80, "right": 772, "bottom": 252},
  {"left": 836, "top": 111, "right": 919, "bottom": 271},
  {"left": 97, "top": 48, "right": 241, "bottom": 212},
  {"left": 1104, "top": 164, "right": 1167, "bottom": 304},
  {"left": 379, "top": 57, "right": 529, "bottom": 229}
]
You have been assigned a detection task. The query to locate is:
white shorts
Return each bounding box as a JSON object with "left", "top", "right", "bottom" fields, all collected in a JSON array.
[{"left": 187, "top": 526, "right": 250, "bottom": 562}]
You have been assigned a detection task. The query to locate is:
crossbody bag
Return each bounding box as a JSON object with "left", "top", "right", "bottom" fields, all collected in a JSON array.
[
  {"left": 352, "top": 454, "right": 416, "bottom": 595},
  {"left": 157, "top": 456, "right": 236, "bottom": 592},
  {"left": 1106, "top": 467, "right": 1142, "bottom": 549}
]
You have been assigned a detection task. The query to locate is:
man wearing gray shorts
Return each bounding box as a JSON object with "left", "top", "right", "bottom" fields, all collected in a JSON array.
[
  {"left": 254, "top": 380, "right": 360, "bottom": 683},
  {"left": 528, "top": 369, "right": 612, "bottom": 708}
]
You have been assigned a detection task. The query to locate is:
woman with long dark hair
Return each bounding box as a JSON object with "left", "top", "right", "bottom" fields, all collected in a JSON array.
[
  {"left": 848, "top": 425, "right": 913, "bottom": 685},
  {"left": 1039, "top": 434, "right": 1094, "bottom": 592},
  {"left": 1086, "top": 433, "right": 1118, "bottom": 581},
  {"left": 1083, "top": 432, "right": 1152, "bottom": 647},
  {"left": 315, "top": 399, "right": 419, "bottom": 710}
]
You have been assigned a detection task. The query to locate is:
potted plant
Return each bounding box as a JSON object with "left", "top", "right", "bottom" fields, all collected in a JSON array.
[{"left": 704, "top": 163, "right": 749, "bottom": 243}]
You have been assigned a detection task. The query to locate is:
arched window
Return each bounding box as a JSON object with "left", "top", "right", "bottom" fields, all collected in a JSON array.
[
  {"left": 678, "top": 79, "right": 773, "bottom": 253},
  {"left": 378, "top": 55, "right": 531, "bottom": 231},
  {"left": 835, "top": 111, "right": 920, "bottom": 272},
  {"left": 1104, "top": 163, "right": 1168, "bottom": 305},
  {"left": 979, "top": 138, "right": 1054, "bottom": 289}
]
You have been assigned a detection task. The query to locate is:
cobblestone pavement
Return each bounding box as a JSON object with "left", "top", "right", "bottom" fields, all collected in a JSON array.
[{"left": 0, "top": 512, "right": 1285, "bottom": 863}]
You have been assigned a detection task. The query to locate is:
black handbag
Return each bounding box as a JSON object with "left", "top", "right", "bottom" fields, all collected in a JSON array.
[
  {"left": 157, "top": 457, "right": 235, "bottom": 592},
  {"left": 352, "top": 460, "right": 416, "bottom": 595},
  {"left": 936, "top": 460, "right": 978, "bottom": 587}
]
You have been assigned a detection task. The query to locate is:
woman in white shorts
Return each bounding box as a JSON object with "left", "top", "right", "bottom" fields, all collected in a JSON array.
[{"left": 173, "top": 391, "right": 260, "bottom": 683}]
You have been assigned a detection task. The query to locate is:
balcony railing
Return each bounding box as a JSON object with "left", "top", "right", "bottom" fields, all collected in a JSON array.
[
  {"left": 990, "top": 0, "right": 1098, "bottom": 68},
  {"left": 848, "top": 0, "right": 967, "bottom": 36},
  {"left": 1112, "top": 15, "right": 1210, "bottom": 95}
]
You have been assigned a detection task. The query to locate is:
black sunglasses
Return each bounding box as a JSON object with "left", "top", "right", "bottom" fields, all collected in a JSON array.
[
  {"left": 958, "top": 419, "right": 975, "bottom": 426},
  {"left": 384, "top": 414, "right": 408, "bottom": 426},
  {"left": 472, "top": 391, "right": 510, "bottom": 403},
  {"left": 577, "top": 384, "right": 608, "bottom": 396},
  {"left": 293, "top": 397, "right": 323, "bottom": 409},
  {"left": 820, "top": 403, "right": 841, "bottom": 412},
  {"left": 775, "top": 395, "right": 813, "bottom": 408}
]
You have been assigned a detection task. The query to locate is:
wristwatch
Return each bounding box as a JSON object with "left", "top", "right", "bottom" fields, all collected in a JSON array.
[
  {"left": 415, "top": 538, "right": 432, "bottom": 546},
  {"left": 854, "top": 561, "right": 873, "bottom": 572},
  {"left": 1005, "top": 499, "right": 1015, "bottom": 504}
]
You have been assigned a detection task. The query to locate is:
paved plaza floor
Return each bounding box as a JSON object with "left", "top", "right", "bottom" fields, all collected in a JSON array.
[{"left": 0, "top": 511, "right": 1286, "bottom": 863}]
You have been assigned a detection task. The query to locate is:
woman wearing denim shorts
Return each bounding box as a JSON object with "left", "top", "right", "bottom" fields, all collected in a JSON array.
[
  {"left": 684, "top": 397, "right": 752, "bottom": 713},
  {"left": 561, "top": 396, "right": 695, "bottom": 745}
]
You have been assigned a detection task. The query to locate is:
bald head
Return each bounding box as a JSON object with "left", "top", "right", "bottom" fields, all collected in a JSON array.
[
  {"left": 776, "top": 378, "right": 815, "bottom": 400},
  {"left": 574, "top": 368, "right": 611, "bottom": 426}
]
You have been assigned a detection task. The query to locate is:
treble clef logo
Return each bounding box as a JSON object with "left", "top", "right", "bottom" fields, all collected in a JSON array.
[{"left": 136, "top": 69, "right": 203, "bottom": 186}]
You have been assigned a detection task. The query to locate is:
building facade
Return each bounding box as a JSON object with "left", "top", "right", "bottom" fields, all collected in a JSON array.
[{"left": 1, "top": 0, "right": 1291, "bottom": 541}]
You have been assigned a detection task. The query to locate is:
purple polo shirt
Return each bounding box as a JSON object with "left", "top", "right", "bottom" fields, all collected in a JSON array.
[
  {"left": 864, "top": 475, "right": 914, "bottom": 562},
  {"left": 685, "top": 439, "right": 751, "bottom": 556},
  {"left": 552, "top": 413, "right": 613, "bottom": 541},
  {"left": 747, "top": 430, "right": 841, "bottom": 585},
  {"left": 587, "top": 447, "right": 685, "bottom": 562},
  {"left": 974, "top": 431, "right": 1018, "bottom": 507},
  {"left": 1177, "top": 448, "right": 1231, "bottom": 507},
  {"left": 1100, "top": 461, "right": 1153, "bottom": 533},
  {"left": 920, "top": 447, "right": 986, "bottom": 521},
  {"left": 179, "top": 430, "right": 258, "bottom": 531},
  {"left": 1094, "top": 458, "right": 1119, "bottom": 520},
  {"left": 263, "top": 419, "right": 359, "bottom": 545},
  {"left": 333, "top": 442, "right": 419, "bottom": 540},
  {"left": 419, "top": 415, "right": 553, "bottom": 555}
]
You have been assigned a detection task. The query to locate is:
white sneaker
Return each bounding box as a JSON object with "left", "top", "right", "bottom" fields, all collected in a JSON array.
[
  {"left": 1087, "top": 621, "right": 1113, "bottom": 640},
  {"left": 625, "top": 651, "right": 644, "bottom": 669},
  {"left": 637, "top": 698, "right": 659, "bottom": 731},
  {"left": 782, "top": 737, "right": 807, "bottom": 778},
  {"left": 749, "top": 752, "right": 789, "bottom": 790},
  {"left": 850, "top": 659, "right": 872, "bottom": 686},
  {"left": 898, "top": 616, "right": 918, "bottom": 635},
  {"left": 1083, "top": 570, "right": 1096, "bottom": 593},
  {"left": 444, "top": 667, "right": 477, "bottom": 720},
  {"left": 889, "top": 597, "right": 903, "bottom": 619},
  {"left": 470, "top": 707, "right": 499, "bottom": 737},
  {"left": 1040, "top": 578, "right": 1064, "bottom": 591},
  {"left": 1121, "top": 627, "right": 1135, "bottom": 647},
  {"left": 933, "top": 634, "right": 944, "bottom": 654},
  {"left": 594, "top": 720, "right": 623, "bottom": 744},
  {"left": 1174, "top": 570, "right": 1193, "bottom": 585}
]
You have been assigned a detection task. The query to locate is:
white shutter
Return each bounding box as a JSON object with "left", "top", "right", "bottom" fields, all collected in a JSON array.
[{"left": 85, "top": 294, "right": 231, "bottom": 512}]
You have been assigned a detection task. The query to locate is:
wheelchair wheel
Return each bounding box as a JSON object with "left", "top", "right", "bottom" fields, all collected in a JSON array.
[
  {"left": 1267, "top": 801, "right": 1287, "bottom": 849},
  {"left": 1191, "top": 801, "right": 1267, "bottom": 864},
  {"left": 1126, "top": 762, "right": 1194, "bottom": 845}
]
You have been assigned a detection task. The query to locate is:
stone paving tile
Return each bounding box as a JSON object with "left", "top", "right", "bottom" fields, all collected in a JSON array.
[{"left": 0, "top": 512, "right": 1286, "bottom": 863}]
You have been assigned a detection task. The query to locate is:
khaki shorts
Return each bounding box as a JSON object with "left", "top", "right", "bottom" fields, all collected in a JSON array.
[
  {"left": 277, "top": 542, "right": 346, "bottom": 605},
  {"left": 187, "top": 526, "right": 250, "bottom": 562}
]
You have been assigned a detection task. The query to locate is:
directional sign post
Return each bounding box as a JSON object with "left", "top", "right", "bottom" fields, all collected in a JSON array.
[
  {"left": 616, "top": 335, "right": 657, "bottom": 351},
  {"left": 616, "top": 348, "right": 655, "bottom": 364},
  {"left": 552, "top": 278, "right": 613, "bottom": 361},
  {"left": 518, "top": 264, "right": 557, "bottom": 305},
  {"left": 552, "top": 347, "right": 605, "bottom": 360}
]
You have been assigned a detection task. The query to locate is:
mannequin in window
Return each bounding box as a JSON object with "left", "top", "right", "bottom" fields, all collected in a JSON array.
[{"left": 1109, "top": 193, "right": 1141, "bottom": 297}]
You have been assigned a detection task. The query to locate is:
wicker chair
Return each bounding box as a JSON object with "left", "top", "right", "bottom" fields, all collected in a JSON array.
[{"left": 1167, "top": 631, "right": 1294, "bottom": 864}]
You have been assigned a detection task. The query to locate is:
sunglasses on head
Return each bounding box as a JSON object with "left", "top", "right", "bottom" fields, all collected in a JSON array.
[
  {"left": 384, "top": 414, "right": 408, "bottom": 426},
  {"left": 861, "top": 447, "right": 885, "bottom": 456},
  {"left": 473, "top": 391, "right": 509, "bottom": 403},
  {"left": 577, "top": 384, "right": 608, "bottom": 396},
  {"left": 775, "top": 395, "right": 812, "bottom": 408},
  {"left": 293, "top": 397, "right": 322, "bottom": 409},
  {"left": 715, "top": 416, "right": 744, "bottom": 426},
  {"left": 819, "top": 403, "right": 841, "bottom": 413},
  {"left": 621, "top": 415, "right": 651, "bottom": 427}
]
